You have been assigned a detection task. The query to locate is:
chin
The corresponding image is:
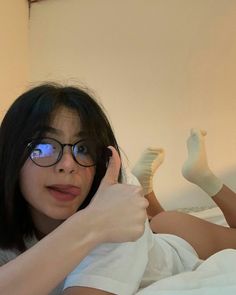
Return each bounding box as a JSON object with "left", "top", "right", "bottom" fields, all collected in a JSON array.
[{"left": 47, "top": 207, "right": 78, "bottom": 221}]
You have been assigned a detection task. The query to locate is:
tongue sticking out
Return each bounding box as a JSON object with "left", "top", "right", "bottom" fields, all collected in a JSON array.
[{"left": 48, "top": 185, "right": 81, "bottom": 201}]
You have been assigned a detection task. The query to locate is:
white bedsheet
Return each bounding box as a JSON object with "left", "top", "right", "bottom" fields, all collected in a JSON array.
[
  {"left": 136, "top": 249, "right": 236, "bottom": 295},
  {"left": 189, "top": 206, "right": 228, "bottom": 226}
]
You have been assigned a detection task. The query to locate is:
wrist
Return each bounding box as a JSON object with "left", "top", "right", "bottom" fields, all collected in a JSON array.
[{"left": 63, "top": 209, "right": 103, "bottom": 253}]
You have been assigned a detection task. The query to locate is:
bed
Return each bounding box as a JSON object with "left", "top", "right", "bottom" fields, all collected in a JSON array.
[
  {"left": 136, "top": 206, "right": 236, "bottom": 295},
  {"left": 179, "top": 205, "right": 228, "bottom": 226}
]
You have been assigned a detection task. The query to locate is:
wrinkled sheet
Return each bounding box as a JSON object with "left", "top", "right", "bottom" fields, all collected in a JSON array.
[
  {"left": 136, "top": 249, "right": 236, "bottom": 295},
  {"left": 189, "top": 206, "right": 228, "bottom": 226}
]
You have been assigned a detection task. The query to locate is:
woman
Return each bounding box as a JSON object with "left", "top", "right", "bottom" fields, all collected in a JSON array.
[{"left": 0, "top": 83, "right": 147, "bottom": 294}]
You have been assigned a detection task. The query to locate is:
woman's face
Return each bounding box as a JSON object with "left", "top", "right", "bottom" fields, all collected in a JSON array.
[{"left": 20, "top": 107, "right": 96, "bottom": 235}]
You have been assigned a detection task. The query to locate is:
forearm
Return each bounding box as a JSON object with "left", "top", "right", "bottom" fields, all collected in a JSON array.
[{"left": 0, "top": 210, "right": 100, "bottom": 295}]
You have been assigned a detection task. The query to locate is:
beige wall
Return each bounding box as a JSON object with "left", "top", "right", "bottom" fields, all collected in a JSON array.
[
  {"left": 0, "top": 0, "right": 29, "bottom": 119},
  {"left": 29, "top": 0, "right": 236, "bottom": 209}
]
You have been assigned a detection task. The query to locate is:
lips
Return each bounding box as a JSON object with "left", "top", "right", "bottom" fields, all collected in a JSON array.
[{"left": 47, "top": 185, "right": 81, "bottom": 202}]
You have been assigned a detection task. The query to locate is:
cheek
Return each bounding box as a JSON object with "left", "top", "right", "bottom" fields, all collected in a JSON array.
[
  {"left": 19, "top": 160, "right": 44, "bottom": 199},
  {"left": 81, "top": 167, "right": 96, "bottom": 195},
  {"left": 86, "top": 167, "right": 96, "bottom": 188},
  {"left": 20, "top": 161, "right": 32, "bottom": 194}
]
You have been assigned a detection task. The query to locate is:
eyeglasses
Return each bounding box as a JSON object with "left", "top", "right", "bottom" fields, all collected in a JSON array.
[{"left": 27, "top": 137, "right": 97, "bottom": 167}]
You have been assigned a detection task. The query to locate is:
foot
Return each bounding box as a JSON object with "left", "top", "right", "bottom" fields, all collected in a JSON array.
[
  {"left": 132, "top": 148, "right": 165, "bottom": 195},
  {"left": 182, "top": 128, "right": 223, "bottom": 196}
]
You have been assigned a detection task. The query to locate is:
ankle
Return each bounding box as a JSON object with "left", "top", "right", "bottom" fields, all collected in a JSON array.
[{"left": 195, "top": 172, "right": 223, "bottom": 197}]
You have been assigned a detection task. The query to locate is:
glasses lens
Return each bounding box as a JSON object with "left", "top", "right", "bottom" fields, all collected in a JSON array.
[
  {"left": 73, "top": 140, "right": 96, "bottom": 167},
  {"left": 30, "top": 138, "right": 60, "bottom": 167}
]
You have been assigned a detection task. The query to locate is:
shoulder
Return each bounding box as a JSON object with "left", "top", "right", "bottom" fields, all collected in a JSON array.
[
  {"left": 0, "top": 235, "right": 38, "bottom": 266},
  {"left": 0, "top": 248, "right": 20, "bottom": 266}
]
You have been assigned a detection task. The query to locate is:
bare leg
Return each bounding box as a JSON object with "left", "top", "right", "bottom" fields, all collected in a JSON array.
[
  {"left": 132, "top": 148, "right": 165, "bottom": 217},
  {"left": 147, "top": 191, "right": 236, "bottom": 260},
  {"left": 182, "top": 128, "right": 236, "bottom": 227},
  {"left": 212, "top": 185, "right": 236, "bottom": 227},
  {"left": 151, "top": 129, "right": 236, "bottom": 259},
  {"left": 145, "top": 191, "right": 164, "bottom": 217},
  {"left": 150, "top": 211, "right": 236, "bottom": 260}
]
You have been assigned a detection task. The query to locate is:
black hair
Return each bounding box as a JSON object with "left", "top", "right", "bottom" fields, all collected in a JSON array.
[{"left": 0, "top": 83, "right": 121, "bottom": 251}]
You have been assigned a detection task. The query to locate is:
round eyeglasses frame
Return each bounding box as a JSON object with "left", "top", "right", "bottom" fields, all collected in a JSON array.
[{"left": 27, "top": 137, "right": 97, "bottom": 168}]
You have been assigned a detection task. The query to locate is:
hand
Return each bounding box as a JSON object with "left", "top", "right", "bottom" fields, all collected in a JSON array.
[{"left": 87, "top": 146, "right": 149, "bottom": 243}]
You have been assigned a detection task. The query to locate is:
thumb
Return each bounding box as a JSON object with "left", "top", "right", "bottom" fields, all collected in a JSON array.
[{"left": 99, "top": 146, "right": 121, "bottom": 188}]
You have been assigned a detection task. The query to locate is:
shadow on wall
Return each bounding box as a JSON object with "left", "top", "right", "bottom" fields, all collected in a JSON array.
[{"left": 167, "top": 167, "right": 236, "bottom": 210}]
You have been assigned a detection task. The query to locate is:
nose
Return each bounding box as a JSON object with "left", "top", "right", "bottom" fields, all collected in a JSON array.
[{"left": 54, "top": 147, "right": 78, "bottom": 174}]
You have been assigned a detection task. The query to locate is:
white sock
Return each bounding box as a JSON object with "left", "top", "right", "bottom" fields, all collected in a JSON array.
[
  {"left": 132, "top": 148, "right": 165, "bottom": 195},
  {"left": 182, "top": 128, "right": 223, "bottom": 197}
]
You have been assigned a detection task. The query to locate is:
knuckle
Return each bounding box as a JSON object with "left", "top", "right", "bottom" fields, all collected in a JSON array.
[
  {"left": 127, "top": 222, "right": 146, "bottom": 241},
  {"left": 143, "top": 198, "right": 149, "bottom": 207},
  {"left": 137, "top": 224, "right": 145, "bottom": 236}
]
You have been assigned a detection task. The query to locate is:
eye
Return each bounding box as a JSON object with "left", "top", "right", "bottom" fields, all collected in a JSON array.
[
  {"left": 74, "top": 143, "right": 89, "bottom": 155},
  {"left": 30, "top": 139, "right": 58, "bottom": 159},
  {"left": 73, "top": 140, "right": 97, "bottom": 166}
]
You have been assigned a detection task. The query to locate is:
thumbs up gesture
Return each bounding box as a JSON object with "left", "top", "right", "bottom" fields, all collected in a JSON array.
[{"left": 88, "top": 146, "right": 149, "bottom": 244}]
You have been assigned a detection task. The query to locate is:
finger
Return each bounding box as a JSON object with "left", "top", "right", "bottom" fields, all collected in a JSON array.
[{"left": 99, "top": 146, "right": 121, "bottom": 187}]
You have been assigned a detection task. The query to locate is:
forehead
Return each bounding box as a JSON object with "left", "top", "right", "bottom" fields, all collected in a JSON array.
[{"left": 49, "top": 107, "right": 81, "bottom": 134}]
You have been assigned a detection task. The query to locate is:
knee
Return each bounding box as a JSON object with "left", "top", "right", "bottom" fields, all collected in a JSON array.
[
  {"left": 150, "top": 211, "right": 190, "bottom": 233},
  {"left": 150, "top": 211, "right": 177, "bottom": 233}
]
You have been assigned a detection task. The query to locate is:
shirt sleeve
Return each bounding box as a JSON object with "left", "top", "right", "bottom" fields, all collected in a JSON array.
[
  {"left": 0, "top": 249, "right": 19, "bottom": 266},
  {"left": 63, "top": 222, "right": 153, "bottom": 295}
]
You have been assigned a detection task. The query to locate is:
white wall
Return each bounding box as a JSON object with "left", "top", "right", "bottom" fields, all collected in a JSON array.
[
  {"left": 0, "top": 0, "right": 29, "bottom": 119},
  {"left": 29, "top": 0, "right": 236, "bottom": 210}
]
